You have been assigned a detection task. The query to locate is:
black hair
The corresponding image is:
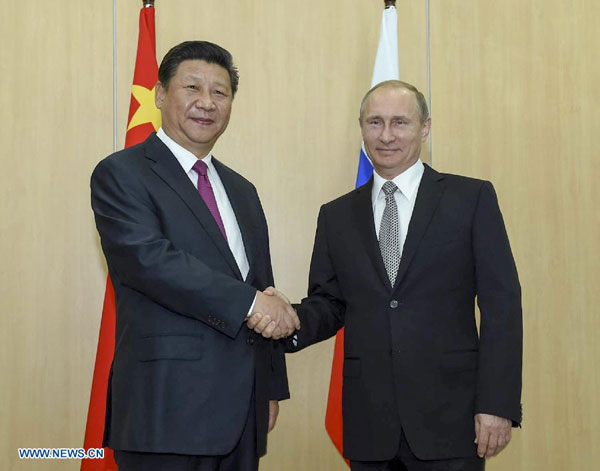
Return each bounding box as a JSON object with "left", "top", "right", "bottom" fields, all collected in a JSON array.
[{"left": 158, "top": 41, "right": 239, "bottom": 96}]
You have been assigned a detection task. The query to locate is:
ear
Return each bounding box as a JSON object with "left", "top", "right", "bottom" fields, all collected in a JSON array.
[
  {"left": 421, "top": 117, "right": 431, "bottom": 141},
  {"left": 154, "top": 81, "right": 165, "bottom": 109}
]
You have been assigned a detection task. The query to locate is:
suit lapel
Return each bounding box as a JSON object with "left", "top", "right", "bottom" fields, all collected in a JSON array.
[
  {"left": 352, "top": 178, "right": 393, "bottom": 291},
  {"left": 144, "top": 135, "right": 243, "bottom": 280},
  {"left": 393, "top": 164, "right": 446, "bottom": 290},
  {"left": 212, "top": 158, "right": 257, "bottom": 285}
]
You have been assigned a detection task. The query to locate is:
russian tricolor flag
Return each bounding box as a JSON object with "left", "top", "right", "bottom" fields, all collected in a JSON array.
[
  {"left": 356, "top": 5, "right": 400, "bottom": 187},
  {"left": 325, "top": 3, "right": 400, "bottom": 465}
]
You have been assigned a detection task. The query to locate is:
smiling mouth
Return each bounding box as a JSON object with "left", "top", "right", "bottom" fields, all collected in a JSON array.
[{"left": 191, "top": 118, "right": 214, "bottom": 125}]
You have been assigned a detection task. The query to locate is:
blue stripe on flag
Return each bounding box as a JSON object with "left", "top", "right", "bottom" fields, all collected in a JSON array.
[{"left": 355, "top": 148, "right": 374, "bottom": 188}]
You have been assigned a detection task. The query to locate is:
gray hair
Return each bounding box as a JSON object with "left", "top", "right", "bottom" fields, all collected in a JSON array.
[{"left": 359, "top": 80, "right": 429, "bottom": 123}]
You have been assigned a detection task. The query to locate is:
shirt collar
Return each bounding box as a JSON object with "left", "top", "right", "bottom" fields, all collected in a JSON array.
[
  {"left": 372, "top": 159, "right": 424, "bottom": 206},
  {"left": 156, "top": 128, "right": 213, "bottom": 174}
]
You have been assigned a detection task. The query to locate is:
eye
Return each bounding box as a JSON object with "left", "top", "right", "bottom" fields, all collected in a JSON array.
[
  {"left": 367, "top": 119, "right": 382, "bottom": 126},
  {"left": 213, "top": 89, "right": 227, "bottom": 97},
  {"left": 186, "top": 85, "right": 197, "bottom": 91}
]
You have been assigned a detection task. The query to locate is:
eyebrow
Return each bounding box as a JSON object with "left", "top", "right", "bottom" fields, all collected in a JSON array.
[
  {"left": 182, "top": 75, "right": 230, "bottom": 89},
  {"left": 366, "top": 114, "right": 411, "bottom": 121}
]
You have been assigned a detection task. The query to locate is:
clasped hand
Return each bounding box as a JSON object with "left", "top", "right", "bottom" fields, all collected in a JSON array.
[{"left": 246, "top": 287, "right": 300, "bottom": 339}]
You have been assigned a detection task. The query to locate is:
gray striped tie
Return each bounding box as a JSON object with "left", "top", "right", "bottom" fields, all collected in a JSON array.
[{"left": 379, "top": 181, "right": 401, "bottom": 285}]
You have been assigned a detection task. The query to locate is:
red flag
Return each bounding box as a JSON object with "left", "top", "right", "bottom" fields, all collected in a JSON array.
[
  {"left": 325, "top": 328, "right": 350, "bottom": 466},
  {"left": 82, "top": 5, "right": 160, "bottom": 470},
  {"left": 324, "top": 4, "right": 399, "bottom": 466}
]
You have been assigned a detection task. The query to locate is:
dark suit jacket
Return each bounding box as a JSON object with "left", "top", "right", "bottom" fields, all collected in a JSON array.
[
  {"left": 90, "top": 133, "right": 289, "bottom": 457},
  {"left": 288, "top": 164, "right": 522, "bottom": 461}
]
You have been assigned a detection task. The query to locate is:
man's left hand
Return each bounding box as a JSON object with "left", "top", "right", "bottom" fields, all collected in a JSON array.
[
  {"left": 474, "top": 413, "right": 512, "bottom": 458},
  {"left": 268, "top": 400, "right": 279, "bottom": 433}
]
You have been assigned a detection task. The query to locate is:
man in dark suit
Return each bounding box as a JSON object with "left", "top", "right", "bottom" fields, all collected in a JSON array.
[
  {"left": 263, "top": 80, "right": 522, "bottom": 470},
  {"left": 91, "top": 41, "right": 299, "bottom": 471}
]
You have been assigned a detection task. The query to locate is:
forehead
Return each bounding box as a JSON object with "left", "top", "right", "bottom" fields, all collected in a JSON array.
[
  {"left": 173, "top": 59, "right": 231, "bottom": 85},
  {"left": 364, "top": 87, "right": 419, "bottom": 117}
]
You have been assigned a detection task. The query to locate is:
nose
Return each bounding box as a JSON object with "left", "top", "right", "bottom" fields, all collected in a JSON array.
[
  {"left": 195, "top": 90, "right": 216, "bottom": 111},
  {"left": 379, "top": 123, "right": 395, "bottom": 144}
]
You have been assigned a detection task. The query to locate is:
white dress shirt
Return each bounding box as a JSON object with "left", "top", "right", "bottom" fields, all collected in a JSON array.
[
  {"left": 156, "top": 128, "right": 256, "bottom": 313},
  {"left": 293, "top": 160, "right": 425, "bottom": 347},
  {"left": 372, "top": 159, "right": 424, "bottom": 256}
]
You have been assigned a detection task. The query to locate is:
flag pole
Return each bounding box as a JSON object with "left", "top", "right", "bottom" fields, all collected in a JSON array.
[{"left": 385, "top": 0, "right": 396, "bottom": 8}]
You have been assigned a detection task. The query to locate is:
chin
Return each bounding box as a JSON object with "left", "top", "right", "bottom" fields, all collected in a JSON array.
[{"left": 374, "top": 159, "right": 402, "bottom": 170}]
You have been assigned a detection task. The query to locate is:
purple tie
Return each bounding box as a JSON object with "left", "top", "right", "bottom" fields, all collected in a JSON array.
[{"left": 192, "top": 160, "right": 227, "bottom": 240}]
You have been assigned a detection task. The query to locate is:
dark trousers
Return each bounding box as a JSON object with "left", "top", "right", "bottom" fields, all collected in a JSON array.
[
  {"left": 351, "top": 431, "right": 485, "bottom": 471},
  {"left": 114, "top": 402, "right": 258, "bottom": 471}
]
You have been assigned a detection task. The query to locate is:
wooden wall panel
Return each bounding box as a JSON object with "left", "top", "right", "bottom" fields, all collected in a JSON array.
[
  {"left": 0, "top": 1, "right": 113, "bottom": 470},
  {"left": 430, "top": 1, "right": 600, "bottom": 469},
  {"left": 3, "top": 0, "right": 597, "bottom": 469}
]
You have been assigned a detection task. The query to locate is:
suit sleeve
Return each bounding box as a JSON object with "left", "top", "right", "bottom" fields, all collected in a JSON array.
[
  {"left": 269, "top": 341, "right": 290, "bottom": 400},
  {"left": 254, "top": 189, "right": 291, "bottom": 400},
  {"left": 472, "top": 181, "right": 523, "bottom": 426},
  {"left": 90, "top": 157, "right": 256, "bottom": 339},
  {"left": 286, "top": 205, "right": 346, "bottom": 353}
]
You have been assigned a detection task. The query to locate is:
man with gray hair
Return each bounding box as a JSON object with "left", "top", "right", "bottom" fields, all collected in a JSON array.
[{"left": 265, "top": 80, "right": 523, "bottom": 470}]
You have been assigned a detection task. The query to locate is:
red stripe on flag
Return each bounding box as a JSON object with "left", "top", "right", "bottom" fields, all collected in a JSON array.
[{"left": 325, "top": 328, "right": 350, "bottom": 467}]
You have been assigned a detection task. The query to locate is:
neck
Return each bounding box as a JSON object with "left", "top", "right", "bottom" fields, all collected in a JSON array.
[
  {"left": 161, "top": 126, "right": 213, "bottom": 159},
  {"left": 374, "top": 158, "right": 419, "bottom": 180}
]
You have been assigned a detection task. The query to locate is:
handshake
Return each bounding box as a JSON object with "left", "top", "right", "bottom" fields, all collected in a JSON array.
[{"left": 247, "top": 287, "right": 300, "bottom": 339}]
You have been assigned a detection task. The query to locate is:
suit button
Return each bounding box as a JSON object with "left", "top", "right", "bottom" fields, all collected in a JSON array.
[
  {"left": 390, "top": 300, "right": 399, "bottom": 309},
  {"left": 247, "top": 337, "right": 255, "bottom": 346}
]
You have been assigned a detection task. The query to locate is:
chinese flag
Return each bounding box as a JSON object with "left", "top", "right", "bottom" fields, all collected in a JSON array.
[{"left": 81, "top": 5, "right": 160, "bottom": 470}]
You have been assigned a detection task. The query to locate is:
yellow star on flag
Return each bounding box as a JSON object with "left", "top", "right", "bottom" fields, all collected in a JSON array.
[{"left": 127, "top": 84, "right": 161, "bottom": 132}]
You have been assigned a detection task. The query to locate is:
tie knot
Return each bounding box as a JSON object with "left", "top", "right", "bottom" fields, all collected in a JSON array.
[
  {"left": 193, "top": 160, "right": 208, "bottom": 177},
  {"left": 382, "top": 181, "right": 398, "bottom": 197}
]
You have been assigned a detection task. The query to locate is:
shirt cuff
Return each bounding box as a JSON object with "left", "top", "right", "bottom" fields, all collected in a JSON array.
[{"left": 246, "top": 292, "right": 257, "bottom": 318}]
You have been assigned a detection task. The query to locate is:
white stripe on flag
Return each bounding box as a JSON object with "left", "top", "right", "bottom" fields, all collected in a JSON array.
[{"left": 371, "top": 6, "right": 399, "bottom": 87}]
